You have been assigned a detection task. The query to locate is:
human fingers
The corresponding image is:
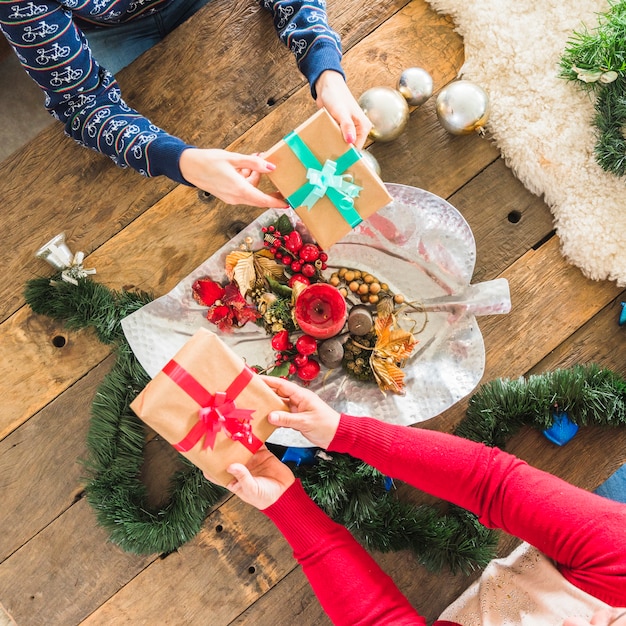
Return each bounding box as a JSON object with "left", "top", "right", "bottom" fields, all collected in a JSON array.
[
  {"left": 353, "top": 110, "right": 373, "bottom": 149},
  {"left": 227, "top": 153, "right": 278, "bottom": 174},
  {"left": 222, "top": 154, "right": 288, "bottom": 207},
  {"left": 337, "top": 116, "right": 357, "bottom": 146},
  {"left": 261, "top": 375, "right": 324, "bottom": 413},
  {"left": 262, "top": 374, "right": 306, "bottom": 401},
  {"left": 225, "top": 463, "right": 257, "bottom": 496},
  {"left": 229, "top": 179, "right": 289, "bottom": 208},
  {"left": 263, "top": 374, "right": 338, "bottom": 417},
  {"left": 179, "top": 148, "right": 288, "bottom": 207},
  {"left": 267, "top": 409, "right": 311, "bottom": 431},
  {"left": 267, "top": 406, "right": 340, "bottom": 449}
]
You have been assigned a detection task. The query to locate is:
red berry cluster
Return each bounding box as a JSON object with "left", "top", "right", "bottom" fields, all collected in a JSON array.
[
  {"left": 271, "top": 329, "right": 321, "bottom": 382},
  {"left": 262, "top": 226, "right": 328, "bottom": 288}
]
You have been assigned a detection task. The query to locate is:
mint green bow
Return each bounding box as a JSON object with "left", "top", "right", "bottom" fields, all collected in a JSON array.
[{"left": 284, "top": 131, "right": 363, "bottom": 228}]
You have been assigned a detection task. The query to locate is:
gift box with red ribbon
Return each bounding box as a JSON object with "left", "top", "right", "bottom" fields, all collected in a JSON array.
[
  {"left": 130, "top": 328, "right": 287, "bottom": 486},
  {"left": 264, "top": 108, "right": 392, "bottom": 250}
]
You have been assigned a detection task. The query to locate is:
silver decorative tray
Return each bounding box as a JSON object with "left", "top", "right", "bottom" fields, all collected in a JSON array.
[{"left": 121, "top": 184, "right": 510, "bottom": 447}]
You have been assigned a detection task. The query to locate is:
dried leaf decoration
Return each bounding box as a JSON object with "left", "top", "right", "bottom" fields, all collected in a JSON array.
[
  {"left": 225, "top": 250, "right": 251, "bottom": 279},
  {"left": 225, "top": 250, "right": 284, "bottom": 296},
  {"left": 253, "top": 255, "right": 284, "bottom": 281},
  {"left": 370, "top": 297, "right": 417, "bottom": 395},
  {"left": 233, "top": 254, "right": 257, "bottom": 296}
]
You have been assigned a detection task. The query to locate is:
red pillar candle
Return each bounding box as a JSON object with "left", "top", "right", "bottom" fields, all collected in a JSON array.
[{"left": 294, "top": 283, "right": 348, "bottom": 339}]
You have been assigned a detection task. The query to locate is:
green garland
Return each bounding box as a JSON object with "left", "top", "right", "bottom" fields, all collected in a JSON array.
[
  {"left": 560, "top": 0, "right": 626, "bottom": 175},
  {"left": 24, "top": 275, "right": 626, "bottom": 572}
]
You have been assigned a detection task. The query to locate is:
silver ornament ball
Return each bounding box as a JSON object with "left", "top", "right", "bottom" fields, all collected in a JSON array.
[
  {"left": 358, "top": 149, "right": 382, "bottom": 177},
  {"left": 398, "top": 67, "right": 433, "bottom": 106},
  {"left": 436, "top": 80, "right": 490, "bottom": 135},
  {"left": 359, "top": 86, "right": 410, "bottom": 142}
]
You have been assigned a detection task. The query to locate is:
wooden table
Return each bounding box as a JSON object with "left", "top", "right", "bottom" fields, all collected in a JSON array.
[{"left": 1, "top": 0, "right": 625, "bottom": 623}]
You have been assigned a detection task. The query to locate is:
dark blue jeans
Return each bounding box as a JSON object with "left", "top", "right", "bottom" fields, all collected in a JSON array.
[
  {"left": 85, "top": 0, "right": 212, "bottom": 74},
  {"left": 595, "top": 463, "right": 626, "bottom": 504}
]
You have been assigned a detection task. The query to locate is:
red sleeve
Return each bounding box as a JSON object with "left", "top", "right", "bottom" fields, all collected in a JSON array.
[
  {"left": 263, "top": 480, "right": 427, "bottom": 626},
  {"left": 328, "top": 414, "right": 626, "bottom": 607}
]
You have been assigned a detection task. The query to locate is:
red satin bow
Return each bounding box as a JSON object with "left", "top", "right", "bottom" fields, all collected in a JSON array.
[
  {"left": 161, "top": 359, "right": 261, "bottom": 454},
  {"left": 194, "top": 392, "right": 255, "bottom": 451}
]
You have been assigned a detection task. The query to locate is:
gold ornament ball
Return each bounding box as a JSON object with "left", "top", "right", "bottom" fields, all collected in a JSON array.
[
  {"left": 358, "top": 149, "right": 382, "bottom": 177},
  {"left": 398, "top": 67, "right": 433, "bottom": 106},
  {"left": 435, "top": 80, "right": 490, "bottom": 135},
  {"left": 359, "top": 86, "right": 410, "bottom": 142}
]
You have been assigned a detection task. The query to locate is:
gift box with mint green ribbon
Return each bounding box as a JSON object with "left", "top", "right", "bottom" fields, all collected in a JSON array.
[{"left": 265, "top": 108, "right": 392, "bottom": 249}]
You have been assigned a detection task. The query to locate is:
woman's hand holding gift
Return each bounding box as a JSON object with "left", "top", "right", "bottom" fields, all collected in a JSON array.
[{"left": 262, "top": 376, "right": 340, "bottom": 449}]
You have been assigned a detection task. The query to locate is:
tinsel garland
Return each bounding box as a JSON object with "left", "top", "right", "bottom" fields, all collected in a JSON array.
[
  {"left": 24, "top": 275, "right": 626, "bottom": 573},
  {"left": 559, "top": 0, "right": 626, "bottom": 175}
]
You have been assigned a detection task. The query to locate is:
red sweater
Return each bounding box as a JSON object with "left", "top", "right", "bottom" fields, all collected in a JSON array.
[{"left": 263, "top": 414, "right": 626, "bottom": 624}]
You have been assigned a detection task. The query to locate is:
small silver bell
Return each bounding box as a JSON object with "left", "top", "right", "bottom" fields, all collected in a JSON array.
[{"left": 35, "top": 233, "right": 74, "bottom": 270}]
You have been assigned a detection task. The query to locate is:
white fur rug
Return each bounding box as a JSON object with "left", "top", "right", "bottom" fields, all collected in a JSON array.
[{"left": 425, "top": 0, "right": 626, "bottom": 286}]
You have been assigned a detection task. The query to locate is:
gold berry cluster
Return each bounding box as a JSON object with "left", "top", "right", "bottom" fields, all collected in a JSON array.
[{"left": 329, "top": 268, "right": 405, "bottom": 305}]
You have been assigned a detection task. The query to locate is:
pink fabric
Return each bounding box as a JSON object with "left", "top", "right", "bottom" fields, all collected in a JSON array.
[{"left": 263, "top": 414, "right": 626, "bottom": 624}]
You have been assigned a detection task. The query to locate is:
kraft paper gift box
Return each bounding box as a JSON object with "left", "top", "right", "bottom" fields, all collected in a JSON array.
[
  {"left": 130, "top": 328, "right": 287, "bottom": 486},
  {"left": 264, "top": 108, "right": 392, "bottom": 250}
]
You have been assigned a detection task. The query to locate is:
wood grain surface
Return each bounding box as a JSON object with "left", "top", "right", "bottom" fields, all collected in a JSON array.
[{"left": 1, "top": 0, "right": 625, "bottom": 624}]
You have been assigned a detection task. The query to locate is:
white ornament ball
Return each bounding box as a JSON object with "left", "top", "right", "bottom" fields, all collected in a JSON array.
[
  {"left": 436, "top": 80, "right": 490, "bottom": 135},
  {"left": 398, "top": 67, "right": 433, "bottom": 106},
  {"left": 358, "top": 149, "right": 382, "bottom": 177},
  {"left": 359, "top": 87, "right": 410, "bottom": 142}
]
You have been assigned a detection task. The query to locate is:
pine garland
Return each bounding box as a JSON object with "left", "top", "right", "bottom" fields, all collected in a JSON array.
[
  {"left": 23, "top": 275, "right": 626, "bottom": 572},
  {"left": 456, "top": 365, "right": 626, "bottom": 446},
  {"left": 560, "top": 0, "right": 626, "bottom": 175},
  {"left": 25, "top": 274, "right": 226, "bottom": 553}
]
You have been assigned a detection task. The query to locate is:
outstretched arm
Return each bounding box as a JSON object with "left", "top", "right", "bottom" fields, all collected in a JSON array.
[
  {"left": 209, "top": 448, "right": 425, "bottom": 625},
  {"left": 264, "top": 377, "right": 626, "bottom": 607},
  {"left": 0, "top": 1, "right": 287, "bottom": 206},
  {"left": 331, "top": 416, "right": 626, "bottom": 607},
  {"left": 259, "top": 0, "right": 372, "bottom": 147},
  {"left": 264, "top": 479, "right": 426, "bottom": 626},
  {"left": 259, "top": 0, "right": 344, "bottom": 97},
  {"left": 0, "top": 0, "right": 188, "bottom": 182}
]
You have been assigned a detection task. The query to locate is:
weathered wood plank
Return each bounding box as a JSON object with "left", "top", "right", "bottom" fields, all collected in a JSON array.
[
  {"left": 530, "top": 293, "right": 626, "bottom": 374},
  {"left": 0, "top": 499, "right": 154, "bottom": 626},
  {"left": 0, "top": 602, "right": 17, "bottom": 626},
  {"left": 0, "top": 345, "right": 192, "bottom": 557},
  {"left": 229, "top": 567, "right": 331, "bottom": 625},
  {"left": 477, "top": 236, "right": 622, "bottom": 377},
  {"left": 0, "top": 309, "right": 110, "bottom": 441},
  {"left": 80, "top": 498, "right": 296, "bottom": 625},
  {"left": 0, "top": 357, "right": 113, "bottom": 561},
  {"left": 449, "top": 157, "right": 556, "bottom": 281}
]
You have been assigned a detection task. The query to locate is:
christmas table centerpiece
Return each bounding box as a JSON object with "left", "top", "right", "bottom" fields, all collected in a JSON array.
[{"left": 121, "top": 184, "right": 511, "bottom": 448}]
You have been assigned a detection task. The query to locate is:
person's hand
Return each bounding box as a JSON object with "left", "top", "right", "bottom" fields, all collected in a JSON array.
[
  {"left": 204, "top": 447, "right": 295, "bottom": 510},
  {"left": 262, "top": 376, "right": 340, "bottom": 448},
  {"left": 314, "top": 70, "right": 372, "bottom": 149},
  {"left": 179, "top": 148, "right": 289, "bottom": 208}
]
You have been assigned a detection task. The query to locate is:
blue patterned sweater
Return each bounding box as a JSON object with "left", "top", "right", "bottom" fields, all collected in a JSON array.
[{"left": 0, "top": 0, "right": 344, "bottom": 183}]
